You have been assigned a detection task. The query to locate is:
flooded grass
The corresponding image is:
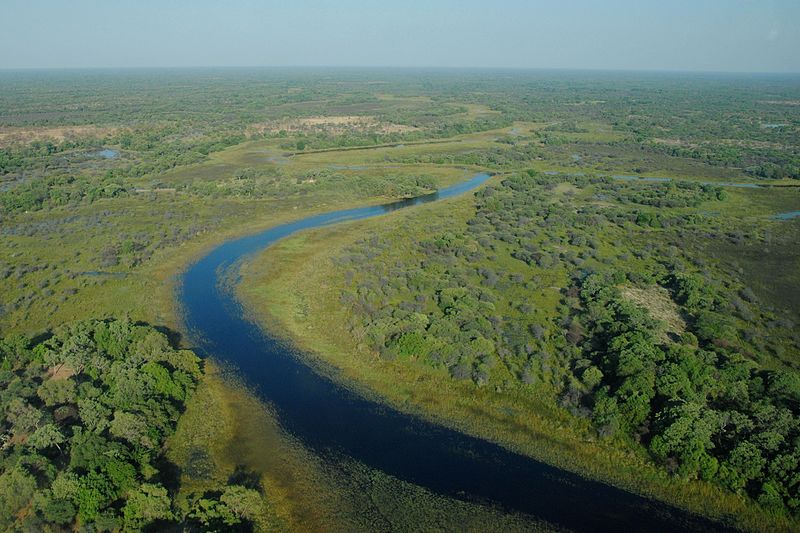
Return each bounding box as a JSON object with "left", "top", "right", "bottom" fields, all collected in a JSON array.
[{"left": 168, "top": 361, "right": 550, "bottom": 532}]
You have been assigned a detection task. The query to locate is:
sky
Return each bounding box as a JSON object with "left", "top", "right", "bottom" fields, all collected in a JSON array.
[{"left": 1, "top": 0, "right": 799, "bottom": 72}]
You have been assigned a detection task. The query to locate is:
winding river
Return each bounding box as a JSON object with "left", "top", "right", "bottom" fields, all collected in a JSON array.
[{"left": 179, "top": 173, "right": 731, "bottom": 532}]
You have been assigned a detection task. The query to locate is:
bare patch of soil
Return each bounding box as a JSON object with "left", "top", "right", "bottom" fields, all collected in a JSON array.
[
  {"left": 0, "top": 125, "right": 118, "bottom": 147},
  {"left": 621, "top": 285, "right": 687, "bottom": 341},
  {"left": 46, "top": 364, "right": 75, "bottom": 381},
  {"left": 249, "top": 115, "right": 418, "bottom": 135}
]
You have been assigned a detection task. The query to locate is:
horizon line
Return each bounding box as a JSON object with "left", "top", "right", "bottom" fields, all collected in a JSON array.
[{"left": 1, "top": 65, "right": 799, "bottom": 77}]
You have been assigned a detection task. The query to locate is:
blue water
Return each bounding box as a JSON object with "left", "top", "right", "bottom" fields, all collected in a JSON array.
[
  {"left": 95, "top": 149, "right": 119, "bottom": 159},
  {"left": 774, "top": 210, "right": 800, "bottom": 220},
  {"left": 715, "top": 182, "right": 762, "bottom": 189},
  {"left": 179, "top": 173, "right": 730, "bottom": 532}
]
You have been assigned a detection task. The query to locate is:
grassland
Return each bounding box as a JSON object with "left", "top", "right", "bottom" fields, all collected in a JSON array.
[
  {"left": 6, "top": 117, "right": 778, "bottom": 338},
  {"left": 0, "top": 143, "right": 476, "bottom": 336}
]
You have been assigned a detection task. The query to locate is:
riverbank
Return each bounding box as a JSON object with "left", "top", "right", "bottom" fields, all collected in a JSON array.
[
  {"left": 235, "top": 189, "right": 795, "bottom": 532},
  {"left": 169, "top": 352, "right": 552, "bottom": 531},
  {"left": 162, "top": 172, "right": 552, "bottom": 531}
]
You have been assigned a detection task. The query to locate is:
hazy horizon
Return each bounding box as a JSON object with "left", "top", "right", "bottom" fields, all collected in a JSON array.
[
  {"left": 2, "top": 66, "right": 800, "bottom": 78},
  {"left": 2, "top": 0, "right": 799, "bottom": 73}
]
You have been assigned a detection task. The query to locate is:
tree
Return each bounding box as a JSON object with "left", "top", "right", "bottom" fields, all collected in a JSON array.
[
  {"left": 78, "top": 398, "right": 111, "bottom": 433},
  {"left": 220, "top": 485, "right": 263, "bottom": 523},
  {"left": 28, "top": 423, "right": 65, "bottom": 451},
  {"left": 187, "top": 485, "right": 261, "bottom": 529},
  {"left": 0, "top": 334, "right": 32, "bottom": 368},
  {"left": 768, "top": 371, "right": 800, "bottom": 410},
  {"left": 76, "top": 472, "right": 114, "bottom": 522},
  {"left": 655, "top": 362, "right": 694, "bottom": 400},
  {"left": 720, "top": 442, "right": 767, "bottom": 492},
  {"left": 650, "top": 402, "right": 718, "bottom": 479},
  {"left": 188, "top": 497, "right": 238, "bottom": 528},
  {"left": 7, "top": 399, "right": 43, "bottom": 439},
  {"left": 390, "top": 331, "right": 430, "bottom": 359},
  {"left": 530, "top": 323, "right": 546, "bottom": 340},
  {"left": 37, "top": 378, "right": 77, "bottom": 406},
  {"left": 33, "top": 490, "right": 77, "bottom": 525},
  {"left": 0, "top": 467, "right": 37, "bottom": 528},
  {"left": 566, "top": 318, "right": 585, "bottom": 345},
  {"left": 581, "top": 366, "right": 603, "bottom": 390},
  {"left": 592, "top": 388, "right": 620, "bottom": 438},
  {"left": 133, "top": 330, "right": 171, "bottom": 362},
  {"left": 0, "top": 319, "right": 204, "bottom": 529},
  {"left": 123, "top": 483, "right": 173, "bottom": 530},
  {"left": 694, "top": 311, "right": 737, "bottom": 345},
  {"left": 110, "top": 411, "right": 154, "bottom": 449},
  {"left": 142, "top": 361, "right": 185, "bottom": 400}
]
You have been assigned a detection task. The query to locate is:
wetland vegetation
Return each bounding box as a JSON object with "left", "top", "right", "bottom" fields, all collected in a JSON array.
[{"left": 1, "top": 68, "right": 799, "bottom": 531}]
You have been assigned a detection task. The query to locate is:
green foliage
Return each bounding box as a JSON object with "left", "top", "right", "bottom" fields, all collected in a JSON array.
[
  {"left": 122, "top": 484, "right": 173, "bottom": 530},
  {"left": 0, "top": 467, "right": 38, "bottom": 528},
  {"left": 331, "top": 171, "right": 800, "bottom": 518},
  {"left": 572, "top": 269, "right": 800, "bottom": 513},
  {"left": 0, "top": 319, "right": 204, "bottom": 530},
  {"left": 612, "top": 181, "right": 724, "bottom": 208},
  {"left": 1, "top": 68, "right": 799, "bottom": 529},
  {"left": 0, "top": 173, "right": 129, "bottom": 214},
  {"left": 187, "top": 485, "right": 263, "bottom": 529}
]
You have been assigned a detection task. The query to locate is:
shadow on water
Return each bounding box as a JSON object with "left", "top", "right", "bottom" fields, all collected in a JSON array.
[{"left": 179, "top": 173, "right": 734, "bottom": 532}]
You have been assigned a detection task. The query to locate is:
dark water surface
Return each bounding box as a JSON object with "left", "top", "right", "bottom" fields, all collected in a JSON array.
[{"left": 179, "top": 173, "right": 732, "bottom": 532}]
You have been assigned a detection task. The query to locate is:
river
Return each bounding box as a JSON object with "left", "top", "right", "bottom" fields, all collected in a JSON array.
[{"left": 179, "top": 173, "right": 732, "bottom": 532}]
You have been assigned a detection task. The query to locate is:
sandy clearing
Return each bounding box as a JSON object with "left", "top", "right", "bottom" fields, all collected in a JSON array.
[
  {"left": 249, "top": 115, "right": 418, "bottom": 135},
  {"left": 0, "top": 125, "right": 118, "bottom": 147},
  {"left": 621, "top": 285, "right": 687, "bottom": 341}
]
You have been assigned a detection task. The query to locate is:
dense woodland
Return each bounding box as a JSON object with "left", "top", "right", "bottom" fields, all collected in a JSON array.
[
  {"left": 0, "top": 319, "right": 265, "bottom": 531},
  {"left": 333, "top": 173, "right": 800, "bottom": 515}
]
